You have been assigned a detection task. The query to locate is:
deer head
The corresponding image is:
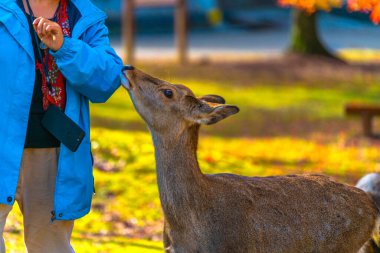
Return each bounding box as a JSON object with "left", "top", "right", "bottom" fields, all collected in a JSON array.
[{"left": 121, "top": 67, "right": 239, "bottom": 134}]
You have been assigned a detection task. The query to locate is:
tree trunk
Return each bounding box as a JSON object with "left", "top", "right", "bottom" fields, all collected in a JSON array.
[{"left": 289, "top": 9, "right": 335, "bottom": 58}]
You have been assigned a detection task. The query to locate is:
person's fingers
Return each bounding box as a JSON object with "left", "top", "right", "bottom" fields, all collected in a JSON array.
[
  {"left": 32, "top": 17, "right": 43, "bottom": 31},
  {"left": 42, "top": 22, "right": 49, "bottom": 37},
  {"left": 46, "top": 24, "right": 60, "bottom": 41},
  {"left": 46, "top": 25, "right": 54, "bottom": 41},
  {"left": 37, "top": 18, "right": 46, "bottom": 36},
  {"left": 32, "top": 17, "right": 43, "bottom": 25},
  {"left": 45, "top": 24, "right": 59, "bottom": 33},
  {"left": 32, "top": 18, "right": 63, "bottom": 50},
  {"left": 45, "top": 24, "right": 52, "bottom": 40}
]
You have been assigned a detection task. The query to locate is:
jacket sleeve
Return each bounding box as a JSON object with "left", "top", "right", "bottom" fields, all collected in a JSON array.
[{"left": 50, "top": 20, "right": 123, "bottom": 103}]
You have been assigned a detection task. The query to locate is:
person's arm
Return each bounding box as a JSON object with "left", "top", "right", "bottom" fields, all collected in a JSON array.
[{"left": 49, "top": 20, "right": 123, "bottom": 103}]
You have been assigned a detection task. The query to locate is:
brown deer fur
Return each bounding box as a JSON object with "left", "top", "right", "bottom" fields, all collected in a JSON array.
[{"left": 122, "top": 68, "right": 378, "bottom": 253}]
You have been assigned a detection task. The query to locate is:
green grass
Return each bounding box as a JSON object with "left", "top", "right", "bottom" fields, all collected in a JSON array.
[{"left": 5, "top": 58, "right": 380, "bottom": 252}]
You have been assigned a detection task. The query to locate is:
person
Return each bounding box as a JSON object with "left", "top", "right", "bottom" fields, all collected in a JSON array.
[{"left": 0, "top": 0, "right": 123, "bottom": 252}]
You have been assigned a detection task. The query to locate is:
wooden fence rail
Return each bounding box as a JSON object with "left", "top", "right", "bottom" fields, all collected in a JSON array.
[{"left": 122, "top": 0, "right": 188, "bottom": 65}]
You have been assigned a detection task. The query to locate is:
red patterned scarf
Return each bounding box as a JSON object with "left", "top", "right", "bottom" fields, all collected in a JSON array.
[{"left": 36, "top": 0, "right": 70, "bottom": 111}]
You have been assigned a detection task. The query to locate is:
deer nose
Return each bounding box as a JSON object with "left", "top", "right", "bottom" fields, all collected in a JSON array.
[
  {"left": 121, "top": 65, "right": 134, "bottom": 90},
  {"left": 122, "top": 65, "right": 135, "bottom": 71}
]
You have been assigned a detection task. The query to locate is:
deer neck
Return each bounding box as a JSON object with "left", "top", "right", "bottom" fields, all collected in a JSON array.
[{"left": 151, "top": 125, "right": 206, "bottom": 226}]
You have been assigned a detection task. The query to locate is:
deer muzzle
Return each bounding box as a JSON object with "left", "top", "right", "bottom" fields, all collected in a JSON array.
[{"left": 121, "top": 65, "right": 134, "bottom": 90}]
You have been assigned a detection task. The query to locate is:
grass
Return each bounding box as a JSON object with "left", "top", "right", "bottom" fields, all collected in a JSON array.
[
  {"left": 5, "top": 55, "right": 380, "bottom": 252},
  {"left": 339, "top": 49, "right": 380, "bottom": 63}
]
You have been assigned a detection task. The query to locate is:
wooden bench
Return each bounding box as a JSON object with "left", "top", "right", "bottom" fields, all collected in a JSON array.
[
  {"left": 345, "top": 103, "right": 380, "bottom": 137},
  {"left": 122, "top": 0, "right": 188, "bottom": 64}
]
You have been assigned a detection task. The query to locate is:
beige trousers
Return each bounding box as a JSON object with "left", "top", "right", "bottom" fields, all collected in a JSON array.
[{"left": 0, "top": 148, "right": 75, "bottom": 253}]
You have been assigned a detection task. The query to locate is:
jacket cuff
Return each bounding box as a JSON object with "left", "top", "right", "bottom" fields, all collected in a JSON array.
[{"left": 50, "top": 37, "right": 76, "bottom": 60}]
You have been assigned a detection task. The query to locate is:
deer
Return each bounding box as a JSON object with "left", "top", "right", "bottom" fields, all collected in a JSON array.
[
  {"left": 356, "top": 173, "right": 380, "bottom": 253},
  {"left": 121, "top": 66, "right": 379, "bottom": 253}
]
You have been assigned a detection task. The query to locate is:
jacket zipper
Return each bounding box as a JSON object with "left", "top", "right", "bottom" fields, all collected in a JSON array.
[{"left": 52, "top": 13, "right": 106, "bottom": 222}]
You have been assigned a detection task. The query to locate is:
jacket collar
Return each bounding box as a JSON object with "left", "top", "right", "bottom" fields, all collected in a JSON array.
[
  {"left": 0, "top": 0, "right": 33, "bottom": 58},
  {"left": 0, "top": 0, "right": 28, "bottom": 29},
  {"left": 71, "top": 0, "right": 105, "bottom": 18},
  {"left": 70, "top": 0, "right": 107, "bottom": 38}
]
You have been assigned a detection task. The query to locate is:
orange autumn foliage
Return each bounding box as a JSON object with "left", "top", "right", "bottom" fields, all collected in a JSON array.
[
  {"left": 348, "top": 0, "right": 380, "bottom": 24},
  {"left": 278, "top": 0, "right": 342, "bottom": 13},
  {"left": 279, "top": 0, "right": 380, "bottom": 24}
]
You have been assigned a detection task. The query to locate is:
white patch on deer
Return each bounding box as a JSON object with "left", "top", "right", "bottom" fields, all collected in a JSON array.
[{"left": 195, "top": 118, "right": 209, "bottom": 124}]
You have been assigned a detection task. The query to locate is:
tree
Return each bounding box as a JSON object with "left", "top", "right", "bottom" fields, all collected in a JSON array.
[
  {"left": 278, "top": 0, "right": 343, "bottom": 57},
  {"left": 348, "top": 0, "right": 380, "bottom": 24}
]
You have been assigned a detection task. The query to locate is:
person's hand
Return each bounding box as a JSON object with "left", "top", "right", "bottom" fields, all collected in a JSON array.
[{"left": 33, "top": 17, "right": 64, "bottom": 52}]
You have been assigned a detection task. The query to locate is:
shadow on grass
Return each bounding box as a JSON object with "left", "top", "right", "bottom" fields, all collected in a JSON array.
[
  {"left": 72, "top": 235, "right": 163, "bottom": 250},
  {"left": 125, "top": 241, "right": 162, "bottom": 251},
  {"left": 91, "top": 116, "right": 146, "bottom": 132},
  {"left": 253, "top": 158, "right": 314, "bottom": 167}
]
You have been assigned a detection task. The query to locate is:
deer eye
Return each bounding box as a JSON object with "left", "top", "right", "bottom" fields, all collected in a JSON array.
[{"left": 162, "top": 89, "right": 173, "bottom": 99}]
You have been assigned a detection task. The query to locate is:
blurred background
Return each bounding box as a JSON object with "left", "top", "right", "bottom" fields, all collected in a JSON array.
[
  {"left": 100, "top": 0, "right": 380, "bottom": 61},
  {"left": 5, "top": 0, "right": 380, "bottom": 252}
]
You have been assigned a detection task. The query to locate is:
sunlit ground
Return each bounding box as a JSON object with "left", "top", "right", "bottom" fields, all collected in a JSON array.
[
  {"left": 5, "top": 51, "right": 380, "bottom": 252},
  {"left": 339, "top": 49, "right": 380, "bottom": 62}
]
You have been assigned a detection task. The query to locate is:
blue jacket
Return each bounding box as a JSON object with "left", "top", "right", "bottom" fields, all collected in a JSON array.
[{"left": 0, "top": 0, "right": 123, "bottom": 220}]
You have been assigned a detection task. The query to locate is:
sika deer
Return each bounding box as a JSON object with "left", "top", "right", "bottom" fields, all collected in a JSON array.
[
  {"left": 121, "top": 67, "right": 378, "bottom": 253},
  {"left": 356, "top": 173, "right": 380, "bottom": 253}
]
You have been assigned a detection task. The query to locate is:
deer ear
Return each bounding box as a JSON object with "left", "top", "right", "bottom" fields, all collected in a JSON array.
[
  {"left": 199, "top": 95, "right": 226, "bottom": 104},
  {"left": 198, "top": 105, "right": 240, "bottom": 125},
  {"left": 185, "top": 96, "right": 239, "bottom": 125}
]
